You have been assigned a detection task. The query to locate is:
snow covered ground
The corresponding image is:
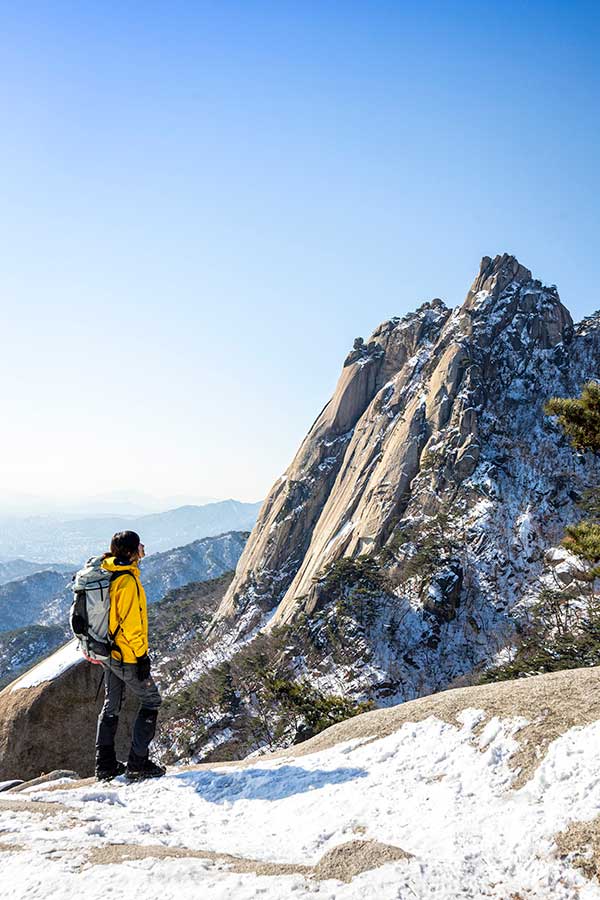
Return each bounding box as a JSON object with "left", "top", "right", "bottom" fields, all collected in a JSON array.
[{"left": 1, "top": 710, "right": 600, "bottom": 899}]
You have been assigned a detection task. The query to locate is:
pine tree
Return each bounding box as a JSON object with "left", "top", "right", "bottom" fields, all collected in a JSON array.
[
  {"left": 545, "top": 380, "right": 600, "bottom": 453},
  {"left": 546, "top": 381, "right": 600, "bottom": 577},
  {"left": 562, "top": 522, "right": 600, "bottom": 580}
]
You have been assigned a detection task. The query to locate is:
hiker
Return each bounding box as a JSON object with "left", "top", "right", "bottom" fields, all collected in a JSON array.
[{"left": 94, "top": 530, "right": 166, "bottom": 781}]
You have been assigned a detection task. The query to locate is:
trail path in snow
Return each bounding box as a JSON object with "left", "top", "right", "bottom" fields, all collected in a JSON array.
[{"left": 2, "top": 667, "right": 600, "bottom": 899}]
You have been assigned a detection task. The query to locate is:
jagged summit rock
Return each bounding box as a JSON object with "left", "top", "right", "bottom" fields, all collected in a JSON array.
[
  {"left": 465, "top": 253, "right": 533, "bottom": 305},
  {"left": 211, "top": 254, "right": 600, "bottom": 706},
  {"left": 577, "top": 309, "right": 600, "bottom": 337},
  {"left": 459, "top": 253, "right": 573, "bottom": 350}
]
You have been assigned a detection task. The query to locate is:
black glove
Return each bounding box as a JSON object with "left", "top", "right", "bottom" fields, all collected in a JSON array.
[{"left": 136, "top": 653, "right": 151, "bottom": 681}]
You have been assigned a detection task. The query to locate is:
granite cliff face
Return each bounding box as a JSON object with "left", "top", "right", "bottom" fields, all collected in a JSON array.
[{"left": 210, "top": 254, "right": 599, "bottom": 700}]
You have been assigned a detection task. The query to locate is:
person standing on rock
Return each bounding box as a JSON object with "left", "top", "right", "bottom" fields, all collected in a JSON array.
[{"left": 95, "top": 530, "right": 166, "bottom": 781}]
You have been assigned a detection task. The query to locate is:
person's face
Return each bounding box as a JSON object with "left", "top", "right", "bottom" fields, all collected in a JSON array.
[{"left": 138, "top": 542, "right": 145, "bottom": 560}]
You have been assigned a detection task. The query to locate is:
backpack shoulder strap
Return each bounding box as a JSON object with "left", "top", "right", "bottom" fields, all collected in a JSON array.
[{"left": 109, "top": 571, "right": 140, "bottom": 597}]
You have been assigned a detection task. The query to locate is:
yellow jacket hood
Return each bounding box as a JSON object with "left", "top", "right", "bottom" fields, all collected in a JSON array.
[{"left": 101, "top": 556, "right": 140, "bottom": 575}]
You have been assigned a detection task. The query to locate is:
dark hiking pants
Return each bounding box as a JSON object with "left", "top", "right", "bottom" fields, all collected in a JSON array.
[{"left": 96, "top": 658, "right": 162, "bottom": 759}]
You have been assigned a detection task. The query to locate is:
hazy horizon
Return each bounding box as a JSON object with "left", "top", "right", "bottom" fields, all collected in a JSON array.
[
  {"left": 2, "top": 3, "right": 598, "bottom": 507},
  {"left": 0, "top": 490, "right": 263, "bottom": 519}
]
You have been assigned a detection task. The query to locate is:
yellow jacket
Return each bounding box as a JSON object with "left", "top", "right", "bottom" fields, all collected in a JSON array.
[{"left": 101, "top": 556, "right": 149, "bottom": 663}]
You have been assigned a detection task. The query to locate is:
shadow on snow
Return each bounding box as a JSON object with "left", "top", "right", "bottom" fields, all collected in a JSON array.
[{"left": 172, "top": 764, "right": 368, "bottom": 803}]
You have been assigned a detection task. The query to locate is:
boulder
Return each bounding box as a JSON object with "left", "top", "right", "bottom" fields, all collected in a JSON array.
[{"left": 0, "top": 651, "right": 139, "bottom": 781}]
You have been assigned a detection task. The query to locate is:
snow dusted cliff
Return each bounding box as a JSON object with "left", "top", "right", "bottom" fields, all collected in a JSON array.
[{"left": 209, "top": 254, "right": 600, "bottom": 702}]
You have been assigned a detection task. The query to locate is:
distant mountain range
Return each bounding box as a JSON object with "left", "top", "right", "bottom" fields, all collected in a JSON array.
[
  {"left": 0, "top": 559, "right": 73, "bottom": 586},
  {"left": 0, "top": 499, "right": 262, "bottom": 565},
  {"left": 0, "top": 490, "right": 221, "bottom": 517},
  {"left": 0, "top": 570, "right": 69, "bottom": 633},
  {"left": 140, "top": 531, "right": 249, "bottom": 603},
  {"left": 0, "top": 625, "right": 65, "bottom": 691}
]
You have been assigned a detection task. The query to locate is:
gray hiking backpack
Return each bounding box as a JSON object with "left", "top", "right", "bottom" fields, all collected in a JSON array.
[{"left": 69, "top": 556, "right": 131, "bottom": 663}]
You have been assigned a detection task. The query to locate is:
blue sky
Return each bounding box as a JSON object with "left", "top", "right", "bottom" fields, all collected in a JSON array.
[{"left": 1, "top": 1, "right": 599, "bottom": 509}]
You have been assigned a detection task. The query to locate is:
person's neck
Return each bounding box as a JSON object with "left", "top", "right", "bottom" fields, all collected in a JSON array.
[{"left": 115, "top": 556, "right": 138, "bottom": 567}]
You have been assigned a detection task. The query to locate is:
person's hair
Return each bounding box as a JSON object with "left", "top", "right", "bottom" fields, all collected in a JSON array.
[{"left": 109, "top": 530, "right": 141, "bottom": 563}]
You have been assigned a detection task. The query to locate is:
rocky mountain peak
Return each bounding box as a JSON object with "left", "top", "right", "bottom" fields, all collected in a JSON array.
[
  {"left": 459, "top": 253, "right": 573, "bottom": 350},
  {"left": 576, "top": 309, "right": 600, "bottom": 337},
  {"left": 211, "top": 256, "right": 599, "bottom": 710},
  {"left": 467, "top": 253, "right": 532, "bottom": 301}
]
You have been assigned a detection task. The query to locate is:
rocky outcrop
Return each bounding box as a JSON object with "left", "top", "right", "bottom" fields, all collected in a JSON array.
[
  {"left": 210, "top": 254, "right": 600, "bottom": 702},
  {"left": 0, "top": 654, "right": 138, "bottom": 781}
]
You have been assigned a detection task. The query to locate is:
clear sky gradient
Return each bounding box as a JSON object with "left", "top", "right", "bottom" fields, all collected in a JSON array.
[{"left": 2, "top": 1, "right": 599, "bottom": 509}]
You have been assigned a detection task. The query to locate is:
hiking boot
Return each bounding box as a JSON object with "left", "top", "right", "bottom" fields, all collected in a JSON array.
[
  {"left": 95, "top": 745, "right": 126, "bottom": 781},
  {"left": 95, "top": 759, "right": 126, "bottom": 781},
  {"left": 125, "top": 753, "right": 166, "bottom": 781}
]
